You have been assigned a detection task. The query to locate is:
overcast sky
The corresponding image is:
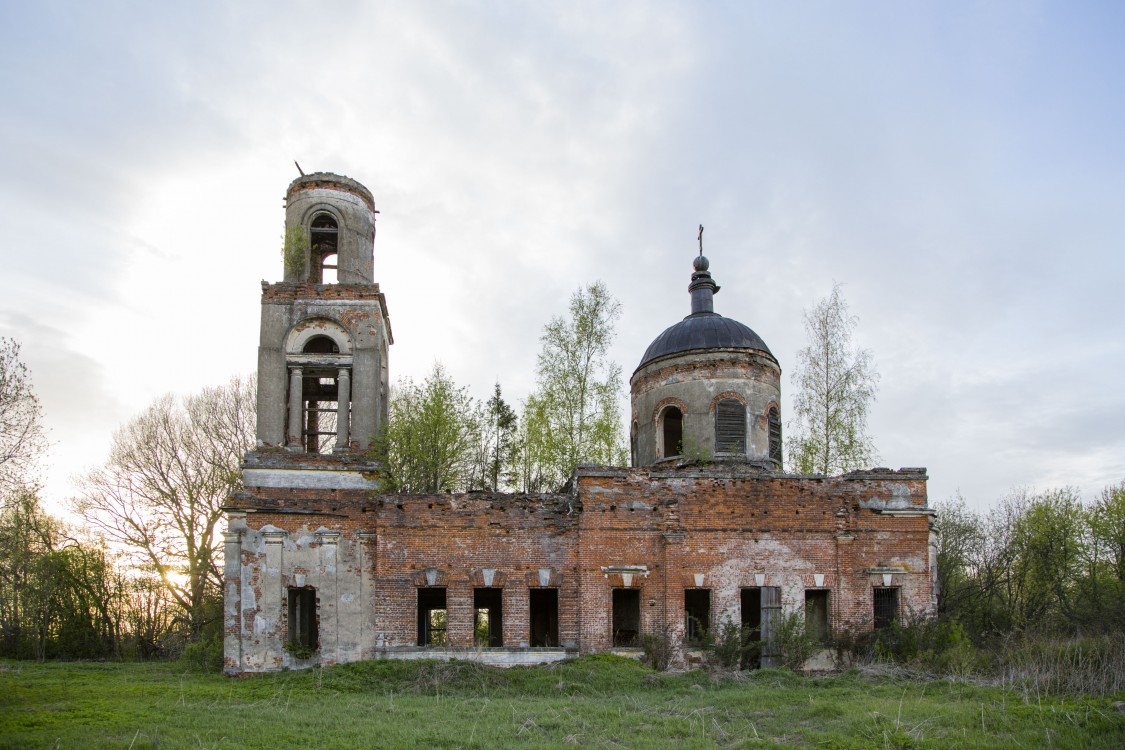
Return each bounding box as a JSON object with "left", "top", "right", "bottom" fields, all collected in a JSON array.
[{"left": 1, "top": 1, "right": 1122, "bottom": 514}]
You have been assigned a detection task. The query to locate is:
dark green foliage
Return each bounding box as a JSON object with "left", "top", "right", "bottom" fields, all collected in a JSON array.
[
  {"left": 179, "top": 632, "right": 223, "bottom": 672},
  {"left": 0, "top": 491, "right": 123, "bottom": 660},
  {"left": 935, "top": 484, "right": 1125, "bottom": 640},
  {"left": 640, "top": 629, "right": 674, "bottom": 670},
  {"left": 772, "top": 611, "right": 821, "bottom": 670},
  {"left": 699, "top": 618, "right": 759, "bottom": 670}
]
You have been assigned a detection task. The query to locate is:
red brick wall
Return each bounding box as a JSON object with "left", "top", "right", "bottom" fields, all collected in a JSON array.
[{"left": 228, "top": 466, "right": 933, "bottom": 664}]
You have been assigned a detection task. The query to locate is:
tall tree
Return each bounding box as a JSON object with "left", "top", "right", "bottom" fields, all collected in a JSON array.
[
  {"left": 524, "top": 282, "right": 627, "bottom": 490},
  {"left": 0, "top": 489, "right": 125, "bottom": 660},
  {"left": 470, "top": 382, "right": 517, "bottom": 492},
  {"left": 787, "top": 284, "right": 879, "bottom": 474},
  {"left": 375, "top": 363, "right": 480, "bottom": 493},
  {"left": 511, "top": 395, "right": 553, "bottom": 493},
  {"left": 74, "top": 376, "right": 255, "bottom": 639},
  {"left": 0, "top": 338, "right": 47, "bottom": 501},
  {"left": 1086, "top": 480, "right": 1125, "bottom": 629}
]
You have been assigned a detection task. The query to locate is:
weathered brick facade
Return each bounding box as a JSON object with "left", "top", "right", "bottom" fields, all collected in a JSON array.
[
  {"left": 222, "top": 173, "right": 935, "bottom": 674},
  {"left": 224, "top": 462, "right": 934, "bottom": 673}
]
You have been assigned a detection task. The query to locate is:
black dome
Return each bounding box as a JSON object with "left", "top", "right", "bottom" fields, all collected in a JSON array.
[{"left": 637, "top": 312, "right": 773, "bottom": 371}]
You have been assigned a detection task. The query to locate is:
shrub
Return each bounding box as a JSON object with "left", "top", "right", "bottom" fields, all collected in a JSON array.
[
  {"left": 180, "top": 634, "right": 223, "bottom": 672},
  {"left": 701, "top": 618, "right": 757, "bottom": 671},
  {"left": 640, "top": 627, "right": 675, "bottom": 671},
  {"left": 774, "top": 611, "right": 820, "bottom": 670}
]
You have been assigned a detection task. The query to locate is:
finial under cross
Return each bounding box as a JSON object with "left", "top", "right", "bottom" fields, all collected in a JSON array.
[{"left": 697, "top": 224, "right": 704, "bottom": 256}]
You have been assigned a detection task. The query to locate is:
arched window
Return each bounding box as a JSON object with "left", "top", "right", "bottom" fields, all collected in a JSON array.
[
  {"left": 310, "top": 214, "right": 339, "bottom": 284},
  {"left": 303, "top": 335, "right": 339, "bottom": 354},
  {"left": 768, "top": 407, "right": 782, "bottom": 465},
  {"left": 660, "top": 406, "right": 683, "bottom": 459},
  {"left": 285, "top": 323, "right": 352, "bottom": 454},
  {"left": 630, "top": 420, "right": 639, "bottom": 467},
  {"left": 714, "top": 398, "right": 746, "bottom": 454},
  {"left": 300, "top": 337, "right": 343, "bottom": 454}
]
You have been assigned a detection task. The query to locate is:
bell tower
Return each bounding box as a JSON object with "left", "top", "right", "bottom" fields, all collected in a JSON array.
[{"left": 250, "top": 171, "right": 391, "bottom": 464}]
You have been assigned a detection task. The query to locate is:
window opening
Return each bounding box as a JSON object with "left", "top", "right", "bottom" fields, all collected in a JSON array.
[
  {"left": 320, "top": 253, "right": 338, "bottom": 284},
  {"left": 715, "top": 398, "right": 746, "bottom": 453},
  {"left": 473, "top": 588, "right": 503, "bottom": 647},
  {"left": 768, "top": 407, "right": 782, "bottom": 464},
  {"left": 287, "top": 587, "right": 318, "bottom": 652},
  {"left": 418, "top": 588, "right": 448, "bottom": 646},
  {"left": 873, "top": 588, "right": 899, "bottom": 630},
  {"left": 302, "top": 372, "right": 338, "bottom": 454},
  {"left": 684, "top": 588, "right": 710, "bottom": 643},
  {"left": 661, "top": 407, "right": 683, "bottom": 459},
  {"left": 294, "top": 336, "right": 348, "bottom": 454},
  {"left": 529, "top": 588, "right": 559, "bottom": 647},
  {"left": 740, "top": 588, "right": 762, "bottom": 669},
  {"left": 611, "top": 588, "right": 640, "bottom": 647},
  {"left": 805, "top": 590, "right": 830, "bottom": 644},
  {"left": 310, "top": 214, "right": 339, "bottom": 284},
  {"left": 303, "top": 336, "right": 339, "bottom": 354}
]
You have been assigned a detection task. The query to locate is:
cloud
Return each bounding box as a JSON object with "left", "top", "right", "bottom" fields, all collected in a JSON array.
[{"left": 1, "top": 1, "right": 1123, "bottom": 514}]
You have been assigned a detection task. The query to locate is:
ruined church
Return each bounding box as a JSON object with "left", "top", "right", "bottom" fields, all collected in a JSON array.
[{"left": 222, "top": 172, "right": 936, "bottom": 673}]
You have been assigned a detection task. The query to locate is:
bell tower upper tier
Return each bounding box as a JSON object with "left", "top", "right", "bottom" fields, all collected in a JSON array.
[
  {"left": 284, "top": 173, "right": 377, "bottom": 285},
  {"left": 254, "top": 172, "right": 391, "bottom": 455}
]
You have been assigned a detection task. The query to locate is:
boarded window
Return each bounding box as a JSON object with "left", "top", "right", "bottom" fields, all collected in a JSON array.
[
  {"left": 661, "top": 406, "right": 683, "bottom": 458},
  {"left": 418, "top": 588, "right": 448, "bottom": 646},
  {"left": 873, "top": 588, "right": 899, "bottom": 629},
  {"left": 684, "top": 589, "right": 710, "bottom": 643},
  {"left": 760, "top": 586, "right": 782, "bottom": 667},
  {"left": 805, "top": 590, "right": 830, "bottom": 644},
  {"left": 768, "top": 407, "right": 782, "bottom": 464},
  {"left": 715, "top": 398, "right": 746, "bottom": 453},
  {"left": 612, "top": 589, "right": 640, "bottom": 647},
  {"left": 530, "top": 588, "right": 559, "bottom": 647},
  {"left": 287, "top": 587, "right": 318, "bottom": 652},
  {"left": 473, "top": 588, "right": 503, "bottom": 647}
]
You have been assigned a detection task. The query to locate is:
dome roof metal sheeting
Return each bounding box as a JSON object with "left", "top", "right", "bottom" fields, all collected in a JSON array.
[{"left": 637, "top": 312, "right": 773, "bottom": 371}]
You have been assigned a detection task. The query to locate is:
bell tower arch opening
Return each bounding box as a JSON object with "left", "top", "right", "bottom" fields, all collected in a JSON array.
[
  {"left": 310, "top": 213, "right": 339, "bottom": 284},
  {"left": 284, "top": 320, "right": 355, "bottom": 454}
]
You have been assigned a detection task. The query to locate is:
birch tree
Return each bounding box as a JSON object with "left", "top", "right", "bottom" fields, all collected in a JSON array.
[
  {"left": 787, "top": 284, "right": 879, "bottom": 474},
  {"left": 526, "top": 282, "right": 627, "bottom": 489}
]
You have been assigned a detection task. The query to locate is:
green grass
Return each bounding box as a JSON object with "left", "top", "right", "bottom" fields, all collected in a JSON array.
[{"left": 1, "top": 657, "right": 1122, "bottom": 749}]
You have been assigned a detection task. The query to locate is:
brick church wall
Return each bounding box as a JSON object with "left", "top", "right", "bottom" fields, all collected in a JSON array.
[{"left": 225, "top": 466, "right": 933, "bottom": 672}]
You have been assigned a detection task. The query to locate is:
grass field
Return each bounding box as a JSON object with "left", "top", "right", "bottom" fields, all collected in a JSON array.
[{"left": 1, "top": 656, "right": 1122, "bottom": 749}]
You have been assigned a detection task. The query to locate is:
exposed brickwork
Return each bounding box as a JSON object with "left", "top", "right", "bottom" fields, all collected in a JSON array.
[
  {"left": 224, "top": 463, "right": 935, "bottom": 672},
  {"left": 261, "top": 282, "right": 386, "bottom": 303}
]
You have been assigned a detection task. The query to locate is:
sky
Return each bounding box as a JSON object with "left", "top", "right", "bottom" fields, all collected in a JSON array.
[{"left": 1, "top": 1, "right": 1123, "bottom": 515}]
